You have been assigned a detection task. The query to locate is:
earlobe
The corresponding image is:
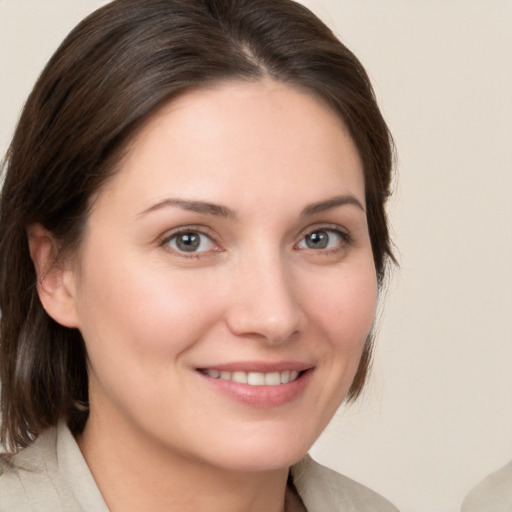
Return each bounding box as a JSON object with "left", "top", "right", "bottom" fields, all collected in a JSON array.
[{"left": 27, "top": 223, "right": 80, "bottom": 328}]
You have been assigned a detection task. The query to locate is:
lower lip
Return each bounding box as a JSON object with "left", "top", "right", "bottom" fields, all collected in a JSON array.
[{"left": 197, "top": 369, "right": 314, "bottom": 408}]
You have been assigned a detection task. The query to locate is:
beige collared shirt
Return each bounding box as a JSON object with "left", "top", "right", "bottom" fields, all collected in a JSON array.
[
  {"left": 1, "top": 424, "right": 399, "bottom": 511},
  {"left": 461, "top": 460, "right": 512, "bottom": 512}
]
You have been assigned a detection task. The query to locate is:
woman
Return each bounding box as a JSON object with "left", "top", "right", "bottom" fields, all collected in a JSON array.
[{"left": 0, "top": 0, "right": 397, "bottom": 510}]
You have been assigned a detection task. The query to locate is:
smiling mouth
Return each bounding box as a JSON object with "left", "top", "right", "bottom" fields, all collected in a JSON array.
[{"left": 198, "top": 369, "right": 302, "bottom": 386}]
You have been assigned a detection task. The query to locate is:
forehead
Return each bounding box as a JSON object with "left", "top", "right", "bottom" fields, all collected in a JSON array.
[{"left": 95, "top": 79, "right": 365, "bottom": 214}]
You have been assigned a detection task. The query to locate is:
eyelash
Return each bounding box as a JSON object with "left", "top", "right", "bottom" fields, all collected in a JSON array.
[
  {"left": 159, "top": 226, "right": 221, "bottom": 259},
  {"left": 159, "top": 224, "right": 352, "bottom": 259},
  {"left": 295, "top": 225, "right": 352, "bottom": 254}
]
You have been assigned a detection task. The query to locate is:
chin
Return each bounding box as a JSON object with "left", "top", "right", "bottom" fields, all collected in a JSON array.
[{"left": 198, "top": 430, "right": 315, "bottom": 474}]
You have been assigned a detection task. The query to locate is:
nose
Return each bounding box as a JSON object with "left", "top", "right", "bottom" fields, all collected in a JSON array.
[{"left": 225, "top": 253, "right": 304, "bottom": 345}]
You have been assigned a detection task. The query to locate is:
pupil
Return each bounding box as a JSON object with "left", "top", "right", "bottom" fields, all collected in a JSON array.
[
  {"left": 306, "top": 231, "right": 328, "bottom": 249},
  {"left": 177, "top": 232, "right": 200, "bottom": 252}
]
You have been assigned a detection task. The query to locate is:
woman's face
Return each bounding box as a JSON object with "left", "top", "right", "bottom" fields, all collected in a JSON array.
[{"left": 68, "top": 79, "right": 377, "bottom": 472}]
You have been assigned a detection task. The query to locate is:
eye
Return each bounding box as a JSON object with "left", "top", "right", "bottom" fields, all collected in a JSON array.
[
  {"left": 296, "top": 228, "right": 347, "bottom": 251},
  {"left": 165, "top": 230, "right": 217, "bottom": 253}
]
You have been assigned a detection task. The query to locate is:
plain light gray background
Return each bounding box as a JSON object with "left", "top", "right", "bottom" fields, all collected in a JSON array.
[{"left": 1, "top": 2, "right": 511, "bottom": 511}]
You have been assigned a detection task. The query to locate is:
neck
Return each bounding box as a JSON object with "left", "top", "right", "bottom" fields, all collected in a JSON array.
[{"left": 77, "top": 408, "right": 289, "bottom": 512}]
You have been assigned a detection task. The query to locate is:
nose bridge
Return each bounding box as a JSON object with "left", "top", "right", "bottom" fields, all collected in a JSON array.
[{"left": 226, "top": 245, "right": 302, "bottom": 344}]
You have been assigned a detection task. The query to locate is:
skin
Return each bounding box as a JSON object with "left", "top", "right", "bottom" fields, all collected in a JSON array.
[{"left": 31, "top": 79, "right": 377, "bottom": 512}]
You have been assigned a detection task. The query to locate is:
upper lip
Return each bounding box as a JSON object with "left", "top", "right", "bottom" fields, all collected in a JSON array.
[{"left": 196, "top": 361, "right": 313, "bottom": 373}]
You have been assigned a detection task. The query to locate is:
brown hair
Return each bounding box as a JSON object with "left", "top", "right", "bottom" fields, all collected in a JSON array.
[{"left": 0, "top": 0, "right": 394, "bottom": 451}]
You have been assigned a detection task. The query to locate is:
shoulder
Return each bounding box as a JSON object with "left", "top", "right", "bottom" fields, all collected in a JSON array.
[
  {"left": 461, "top": 460, "right": 512, "bottom": 512},
  {"left": 0, "top": 427, "right": 68, "bottom": 511},
  {"left": 291, "top": 455, "right": 399, "bottom": 512},
  {"left": 0, "top": 453, "right": 33, "bottom": 511}
]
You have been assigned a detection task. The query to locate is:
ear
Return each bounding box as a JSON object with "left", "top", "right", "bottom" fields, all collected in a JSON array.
[{"left": 27, "top": 224, "right": 80, "bottom": 328}]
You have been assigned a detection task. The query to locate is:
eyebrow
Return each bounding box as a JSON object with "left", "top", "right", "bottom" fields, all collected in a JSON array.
[
  {"left": 138, "top": 194, "right": 364, "bottom": 220},
  {"left": 301, "top": 195, "right": 365, "bottom": 216},
  {"left": 138, "top": 198, "right": 237, "bottom": 219}
]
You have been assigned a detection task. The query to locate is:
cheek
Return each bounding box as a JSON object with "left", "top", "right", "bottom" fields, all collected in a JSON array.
[
  {"left": 299, "top": 264, "right": 377, "bottom": 435},
  {"left": 309, "top": 266, "right": 378, "bottom": 350},
  {"left": 74, "top": 258, "right": 227, "bottom": 418},
  {"left": 74, "top": 255, "right": 224, "bottom": 363}
]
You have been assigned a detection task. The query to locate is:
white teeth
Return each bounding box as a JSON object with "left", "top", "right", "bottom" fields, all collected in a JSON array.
[
  {"left": 232, "top": 371, "right": 248, "bottom": 384},
  {"left": 248, "top": 372, "right": 265, "bottom": 385},
  {"left": 280, "top": 370, "right": 290, "bottom": 384},
  {"left": 202, "top": 369, "right": 302, "bottom": 386},
  {"left": 265, "top": 372, "right": 281, "bottom": 386}
]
